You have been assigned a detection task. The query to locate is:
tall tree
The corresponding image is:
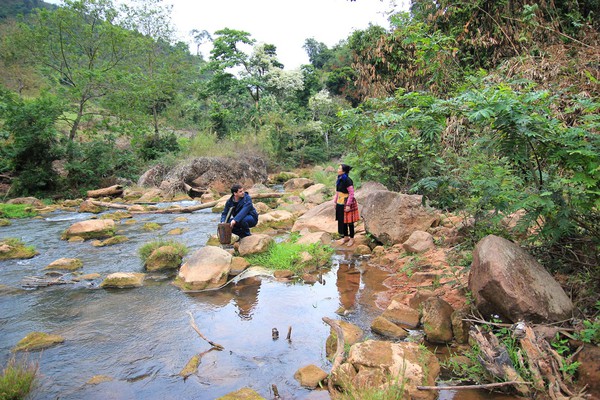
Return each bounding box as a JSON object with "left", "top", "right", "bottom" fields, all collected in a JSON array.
[
  {"left": 19, "top": 0, "right": 132, "bottom": 141},
  {"left": 118, "top": 0, "right": 193, "bottom": 137}
]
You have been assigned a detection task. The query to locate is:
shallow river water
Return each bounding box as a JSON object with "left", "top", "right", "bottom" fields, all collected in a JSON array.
[{"left": 0, "top": 203, "right": 517, "bottom": 399}]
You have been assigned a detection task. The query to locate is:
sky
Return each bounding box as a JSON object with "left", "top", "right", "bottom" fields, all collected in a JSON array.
[
  {"left": 168, "top": 0, "right": 404, "bottom": 69},
  {"left": 45, "top": 0, "right": 405, "bottom": 70}
]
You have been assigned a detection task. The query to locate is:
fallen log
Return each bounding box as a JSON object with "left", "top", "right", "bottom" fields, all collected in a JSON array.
[
  {"left": 87, "top": 185, "right": 123, "bottom": 199},
  {"left": 322, "top": 317, "right": 345, "bottom": 394},
  {"left": 88, "top": 192, "right": 283, "bottom": 214}
]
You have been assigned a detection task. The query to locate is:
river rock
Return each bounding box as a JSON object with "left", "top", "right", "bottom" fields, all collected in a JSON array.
[
  {"left": 293, "top": 364, "right": 328, "bottom": 388},
  {"left": 371, "top": 316, "right": 409, "bottom": 340},
  {"left": 177, "top": 246, "right": 232, "bottom": 290},
  {"left": 145, "top": 245, "right": 184, "bottom": 271},
  {"left": 574, "top": 344, "right": 600, "bottom": 396},
  {"left": 403, "top": 230, "right": 434, "bottom": 253},
  {"left": 62, "top": 219, "right": 115, "bottom": 240},
  {"left": 300, "top": 183, "right": 328, "bottom": 204},
  {"left": 230, "top": 256, "right": 250, "bottom": 275},
  {"left": 78, "top": 200, "right": 104, "bottom": 213},
  {"left": 451, "top": 308, "right": 471, "bottom": 344},
  {"left": 469, "top": 235, "right": 574, "bottom": 323},
  {"left": 7, "top": 197, "right": 44, "bottom": 207},
  {"left": 421, "top": 297, "right": 454, "bottom": 343},
  {"left": 216, "top": 387, "right": 265, "bottom": 400},
  {"left": 284, "top": 178, "right": 314, "bottom": 191},
  {"left": 326, "top": 320, "right": 364, "bottom": 357},
  {"left": 291, "top": 202, "right": 337, "bottom": 233},
  {"left": 44, "top": 258, "right": 83, "bottom": 271},
  {"left": 381, "top": 300, "right": 420, "bottom": 329},
  {"left": 238, "top": 234, "right": 273, "bottom": 256},
  {"left": 257, "top": 210, "right": 294, "bottom": 228},
  {"left": 13, "top": 331, "right": 64, "bottom": 352},
  {"left": 296, "top": 231, "right": 332, "bottom": 245},
  {"left": 338, "top": 340, "right": 439, "bottom": 400},
  {"left": 361, "top": 190, "right": 438, "bottom": 245},
  {"left": 100, "top": 272, "right": 145, "bottom": 288}
]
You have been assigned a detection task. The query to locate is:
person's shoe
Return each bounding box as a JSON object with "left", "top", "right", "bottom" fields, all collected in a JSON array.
[
  {"left": 346, "top": 238, "right": 355, "bottom": 247},
  {"left": 337, "top": 237, "right": 349, "bottom": 245}
]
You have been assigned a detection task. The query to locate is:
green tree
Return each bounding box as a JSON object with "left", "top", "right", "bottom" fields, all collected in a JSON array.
[
  {"left": 18, "top": 0, "right": 132, "bottom": 141},
  {"left": 0, "top": 89, "right": 63, "bottom": 195}
]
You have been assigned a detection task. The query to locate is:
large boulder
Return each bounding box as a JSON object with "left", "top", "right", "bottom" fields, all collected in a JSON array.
[
  {"left": 291, "top": 201, "right": 337, "bottom": 233},
  {"left": 469, "top": 235, "right": 574, "bottom": 323},
  {"left": 361, "top": 190, "right": 438, "bottom": 245},
  {"left": 300, "top": 183, "right": 329, "bottom": 204},
  {"left": 177, "top": 246, "right": 232, "bottom": 290},
  {"left": 283, "top": 178, "right": 314, "bottom": 191},
  {"left": 143, "top": 157, "right": 268, "bottom": 195},
  {"left": 421, "top": 297, "right": 454, "bottom": 343}
]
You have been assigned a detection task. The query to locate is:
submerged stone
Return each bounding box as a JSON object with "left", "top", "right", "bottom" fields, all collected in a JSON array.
[
  {"left": 100, "top": 272, "right": 145, "bottom": 288},
  {"left": 13, "top": 331, "right": 64, "bottom": 352}
]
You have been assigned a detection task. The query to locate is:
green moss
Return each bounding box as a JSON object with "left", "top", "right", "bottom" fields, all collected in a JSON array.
[
  {"left": 0, "top": 203, "right": 38, "bottom": 219},
  {"left": 0, "top": 238, "right": 38, "bottom": 260},
  {"left": 13, "top": 332, "right": 64, "bottom": 352},
  {"left": 92, "top": 235, "right": 129, "bottom": 247},
  {"left": 60, "top": 226, "right": 116, "bottom": 240},
  {"left": 139, "top": 239, "right": 188, "bottom": 263},
  {"left": 0, "top": 218, "right": 11, "bottom": 226},
  {"left": 142, "top": 222, "right": 161, "bottom": 231}
]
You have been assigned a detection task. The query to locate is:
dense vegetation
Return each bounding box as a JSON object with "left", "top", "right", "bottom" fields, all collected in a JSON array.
[{"left": 0, "top": 0, "right": 598, "bottom": 311}]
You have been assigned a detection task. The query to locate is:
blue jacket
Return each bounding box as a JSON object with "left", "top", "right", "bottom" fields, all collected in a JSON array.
[{"left": 220, "top": 192, "right": 258, "bottom": 223}]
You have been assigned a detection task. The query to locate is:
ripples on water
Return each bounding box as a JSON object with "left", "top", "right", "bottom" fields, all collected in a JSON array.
[{"left": 0, "top": 205, "right": 518, "bottom": 400}]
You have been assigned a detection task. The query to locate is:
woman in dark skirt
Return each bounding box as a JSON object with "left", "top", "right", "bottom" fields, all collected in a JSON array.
[{"left": 334, "top": 164, "right": 359, "bottom": 247}]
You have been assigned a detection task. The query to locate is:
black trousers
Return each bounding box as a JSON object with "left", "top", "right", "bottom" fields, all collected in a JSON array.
[{"left": 336, "top": 204, "right": 354, "bottom": 238}]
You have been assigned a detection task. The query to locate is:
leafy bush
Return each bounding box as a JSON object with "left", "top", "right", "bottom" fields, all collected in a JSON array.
[
  {"left": 136, "top": 132, "right": 180, "bottom": 161},
  {"left": 0, "top": 90, "right": 63, "bottom": 196}
]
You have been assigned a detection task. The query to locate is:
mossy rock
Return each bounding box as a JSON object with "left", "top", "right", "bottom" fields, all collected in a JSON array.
[
  {"left": 167, "top": 228, "right": 186, "bottom": 235},
  {"left": 68, "top": 236, "right": 85, "bottom": 243},
  {"left": 215, "top": 388, "right": 265, "bottom": 400},
  {"left": 100, "top": 272, "right": 145, "bottom": 288},
  {"left": 44, "top": 258, "right": 83, "bottom": 271},
  {"left": 124, "top": 219, "right": 137, "bottom": 225},
  {"left": 173, "top": 216, "right": 188, "bottom": 223},
  {"left": 143, "top": 222, "right": 161, "bottom": 231},
  {"left": 0, "top": 238, "right": 38, "bottom": 260},
  {"left": 61, "top": 219, "right": 116, "bottom": 241},
  {"left": 92, "top": 235, "right": 129, "bottom": 247},
  {"left": 0, "top": 218, "right": 11, "bottom": 226},
  {"left": 100, "top": 211, "right": 133, "bottom": 220},
  {"left": 13, "top": 331, "right": 65, "bottom": 352},
  {"left": 86, "top": 375, "right": 113, "bottom": 385},
  {"left": 145, "top": 246, "right": 184, "bottom": 271}
]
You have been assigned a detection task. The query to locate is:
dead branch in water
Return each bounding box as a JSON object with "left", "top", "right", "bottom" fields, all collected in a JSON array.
[
  {"left": 187, "top": 311, "right": 224, "bottom": 350},
  {"left": 286, "top": 326, "right": 292, "bottom": 342},
  {"left": 418, "top": 381, "right": 533, "bottom": 391},
  {"left": 322, "top": 317, "right": 345, "bottom": 394},
  {"left": 88, "top": 192, "right": 283, "bottom": 214}
]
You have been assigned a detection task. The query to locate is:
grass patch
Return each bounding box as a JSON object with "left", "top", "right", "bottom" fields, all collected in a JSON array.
[
  {"left": 0, "top": 204, "right": 38, "bottom": 219},
  {"left": 245, "top": 239, "right": 334, "bottom": 272},
  {"left": 0, "top": 355, "right": 38, "bottom": 400},
  {"left": 138, "top": 239, "right": 189, "bottom": 264}
]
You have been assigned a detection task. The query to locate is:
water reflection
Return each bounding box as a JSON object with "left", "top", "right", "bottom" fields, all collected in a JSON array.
[{"left": 336, "top": 262, "right": 360, "bottom": 311}]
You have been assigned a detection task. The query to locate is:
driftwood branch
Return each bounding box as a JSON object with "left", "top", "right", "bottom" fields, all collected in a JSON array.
[
  {"left": 322, "top": 317, "right": 345, "bottom": 394},
  {"left": 286, "top": 326, "right": 292, "bottom": 341},
  {"left": 187, "top": 311, "right": 224, "bottom": 350},
  {"left": 469, "top": 325, "right": 531, "bottom": 397},
  {"left": 88, "top": 192, "right": 283, "bottom": 214},
  {"left": 418, "top": 381, "right": 533, "bottom": 391}
]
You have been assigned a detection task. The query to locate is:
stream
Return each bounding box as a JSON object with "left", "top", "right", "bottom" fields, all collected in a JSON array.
[{"left": 0, "top": 203, "right": 517, "bottom": 399}]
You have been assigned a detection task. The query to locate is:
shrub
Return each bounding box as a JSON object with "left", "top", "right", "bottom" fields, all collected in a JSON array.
[{"left": 0, "top": 356, "right": 38, "bottom": 400}]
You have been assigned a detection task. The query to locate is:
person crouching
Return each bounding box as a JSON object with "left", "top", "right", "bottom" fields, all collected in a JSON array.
[{"left": 220, "top": 184, "right": 259, "bottom": 239}]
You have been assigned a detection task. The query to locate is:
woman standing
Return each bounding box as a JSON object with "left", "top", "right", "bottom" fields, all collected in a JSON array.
[{"left": 334, "top": 164, "right": 359, "bottom": 247}]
